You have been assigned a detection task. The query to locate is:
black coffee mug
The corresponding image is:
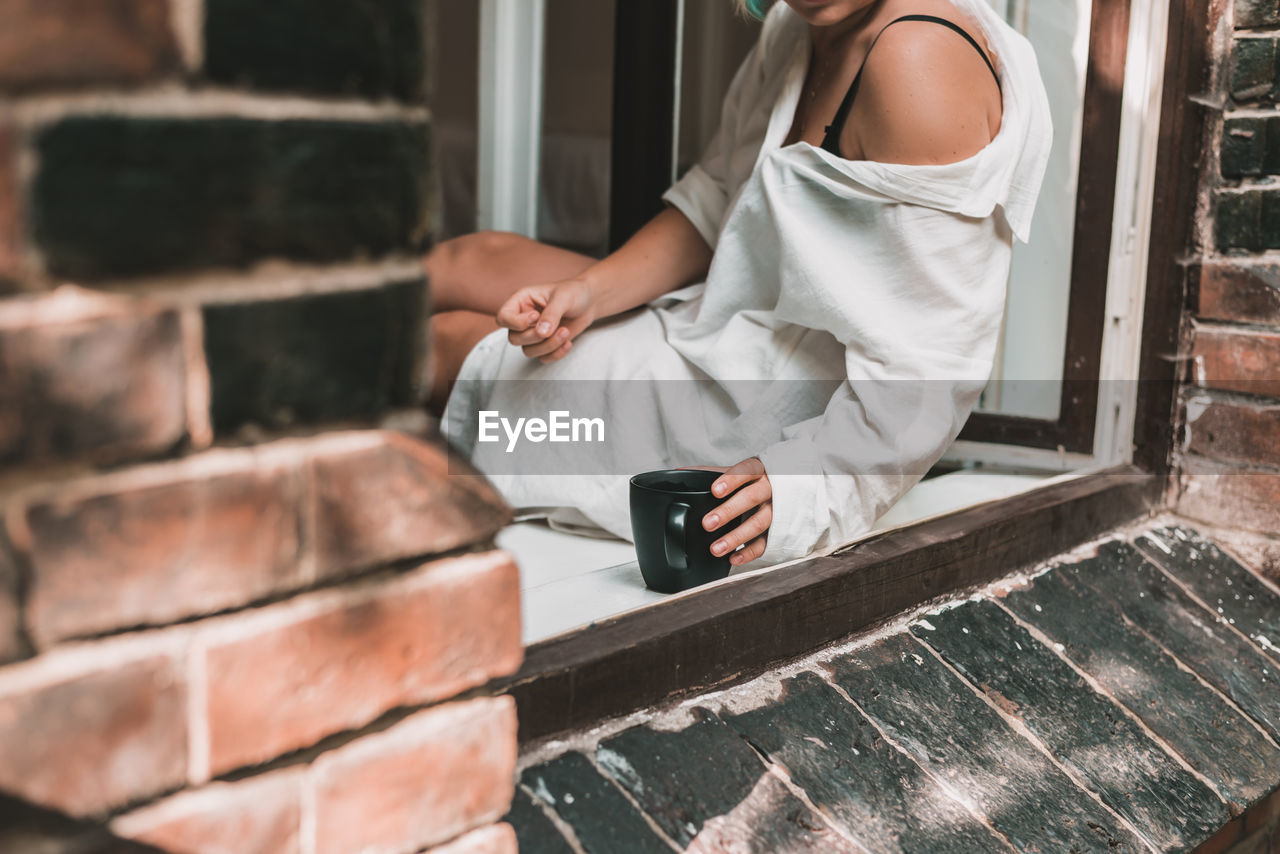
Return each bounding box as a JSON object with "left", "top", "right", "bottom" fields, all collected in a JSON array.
[{"left": 630, "top": 469, "right": 746, "bottom": 593}]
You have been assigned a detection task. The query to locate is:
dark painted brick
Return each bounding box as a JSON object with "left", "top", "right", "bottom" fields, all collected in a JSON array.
[
  {"left": 32, "top": 117, "right": 430, "bottom": 279},
  {"left": 1137, "top": 526, "right": 1280, "bottom": 664},
  {"left": 1224, "top": 117, "right": 1265, "bottom": 177},
  {"left": 203, "top": 280, "right": 424, "bottom": 433},
  {"left": 504, "top": 788, "right": 575, "bottom": 854},
  {"left": 913, "top": 599, "right": 1228, "bottom": 852},
  {"left": 1264, "top": 115, "right": 1280, "bottom": 171},
  {"left": 1001, "top": 558, "right": 1280, "bottom": 810},
  {"left": 1194, "top": 260, "right": 1280, "bottom": 325},
  {"left": 724, "top": 671, "right": 1010, "bottom": 854},
  {"left": 1260, "top": 189, "right": 1280, "bottom": 244},
  {"left": 1078, "top": 541, "right": 1280, "bottom": 741},
  {"left": 597, "top": 711, "right": 857, "bottom": 853},
  {"left": 1238, "top": 0, "right": 1280, "bottom": 28},
  {"left": 1217, "top": 191, "right": 1262, "bottom": 251},
  {"left": 1232, "top": 37, "right": 1280, "bottom": 103},
  {"left": 205, "top": 0, "right": 426, "bottom": 100},
  {"left": 826, "top": 634, "right": 1148, "bottom": 853},
  {"left": 521, "top": 752, "right": 671, "bottom": 854}
]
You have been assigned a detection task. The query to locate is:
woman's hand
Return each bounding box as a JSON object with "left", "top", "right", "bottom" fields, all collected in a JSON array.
[
  {"left": 696, "top": 457, "right": 773, "bottom": 567},
  {"left": 495, "top": 277, "right": 598, "bottom": 363}
]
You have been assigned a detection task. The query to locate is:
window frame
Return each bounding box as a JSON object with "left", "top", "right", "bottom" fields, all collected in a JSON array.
[
  {"left": 609, "top": 0, "right": 1141, "bottom": 462},
  {"left": 495, "top": 0, "right": 1208, "bottom": 745}
]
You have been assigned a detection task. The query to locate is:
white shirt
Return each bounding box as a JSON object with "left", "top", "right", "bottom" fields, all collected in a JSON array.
[{"left": 442, "top": 0, "right": 1053, "bottom": 566}]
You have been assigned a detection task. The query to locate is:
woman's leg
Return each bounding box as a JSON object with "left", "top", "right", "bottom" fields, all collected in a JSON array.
[
  {"left": 423, "top": 231, "right": 598, "bottom": 414},
  {"left": 423, "top": 230, "right": 597, "bottom": 315},
  {"left": 426, "top": 309, "right": 501, "bottom": 415}
]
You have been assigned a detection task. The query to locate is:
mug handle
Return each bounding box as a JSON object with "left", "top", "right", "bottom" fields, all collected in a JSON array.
[{"left": 664, "top": 502, "right": 690, "bottom": 572}]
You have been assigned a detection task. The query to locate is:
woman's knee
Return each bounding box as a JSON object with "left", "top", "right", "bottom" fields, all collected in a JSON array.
[
  {"left": 424, "top": 231, "right": 522, "bottom": 287},
  {"left": 422, "top": 230, "right": 595, "bottom": 314}
]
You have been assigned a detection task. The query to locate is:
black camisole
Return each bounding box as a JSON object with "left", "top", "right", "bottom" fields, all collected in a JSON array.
[{"left": 819, "top": 14, "right": 1003, "bottom": 159}]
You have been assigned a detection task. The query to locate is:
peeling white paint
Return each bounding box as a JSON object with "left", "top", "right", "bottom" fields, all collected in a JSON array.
[
  {"left": 530, "top": 776, "right": 556, "bottom": 806},
  {"left": 595, "top": 746, "right": 644, "bottom": 797}
]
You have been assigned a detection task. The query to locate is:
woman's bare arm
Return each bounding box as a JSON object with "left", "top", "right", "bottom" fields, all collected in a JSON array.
[
  {"left": 584, "top": 205, "right": 714, "bottom": 319},
  {"left": 497, "top": 205, "right": 714, "bottom": 360}
]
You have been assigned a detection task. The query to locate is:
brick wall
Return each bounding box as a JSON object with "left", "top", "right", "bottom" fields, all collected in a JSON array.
[
  {"left": 0, "top": 2, "right": 523, "bottom": 853},
  {"left": 1173, "top": 0, "right": 1280, "bottom": 583}
]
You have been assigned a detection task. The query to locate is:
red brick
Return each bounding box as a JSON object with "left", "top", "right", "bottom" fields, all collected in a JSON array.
[
  {"left": 0, "top": 0, "right": 180, "bottom": 92},
  {"left": 203, "top": 550, "right": 521, "bottom": 775},
  {"left": 1173, "top": 458, "right": 1280, "bottom": 535},
  {"left": 1190, "top": 325, "right": 1280, "bottom": 399},
  {"left": 0, "top": 125, "right": 18, "bottom": 283},
  {"left": 112, "top": 769, "right": 303, "bottom": 854},
  {"left": 1182, "top": 391, "right": 1280, "bottom": 467},
  {"left": 309, "top": 431, "right": 511, "bottom": 579},
  {"left": 1193, "top": 817, "right": 1242, "bottom": 854},
  {"left": 311, "top": 696, "right": 517, "bottom": 854},
  {"left": 0, "top": 651, "right": 187, "bottom": 816},
  {"left": 1223, "top": 823, "right": 1271, "bottom": 854},
  {"left": 1244, "top": 786, "right": 1280, "bottom": 835},
  {"left": 0, "top": 542, "right": 21, "bottom": 664},
  {"left": 426, "top": 824, "right": 518, "bottom": 854},
  {"left": 0, "top": 286, "right": 190, "bottom": 467},
  {"left": 19, "top": 445, "right": 306, "bottom": 647},
  {"left": 1196, "top": 261, "right": 1280, "bottom": 326}
]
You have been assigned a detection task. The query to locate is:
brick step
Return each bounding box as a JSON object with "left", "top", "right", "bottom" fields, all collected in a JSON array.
[{"left": 511, "top": 522, "right": 1280, "bottom": 854}]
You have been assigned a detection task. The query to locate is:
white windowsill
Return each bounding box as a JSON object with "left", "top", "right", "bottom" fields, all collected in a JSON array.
[{"left": 501, "top": 469, "right": 1061, "bottom": 645}]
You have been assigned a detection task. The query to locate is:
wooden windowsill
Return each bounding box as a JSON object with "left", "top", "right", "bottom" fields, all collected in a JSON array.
[{"left": 495, "top": 464, "right": 1158, "bottom": 744}]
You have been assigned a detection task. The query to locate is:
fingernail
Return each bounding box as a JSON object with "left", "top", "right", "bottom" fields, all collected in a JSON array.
[
  {"left": 704, "top": 513, "right": 719, "bottom": 530},
  {"left": 730, "top": 554, "right": 742, "bottom": 565},
  {"left": 711, "top": 541, "right": 726, "bottom": 555},
  {"left": 558, "top": 328, "right": 569, "bottom": 340},
  {"left": 714, "top": 482, "right": 726, "bottom": 496}
]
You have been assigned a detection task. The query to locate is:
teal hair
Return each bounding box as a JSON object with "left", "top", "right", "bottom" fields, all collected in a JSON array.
[{"left": 743, "top": 0, "right": 771, "bottom": 19}]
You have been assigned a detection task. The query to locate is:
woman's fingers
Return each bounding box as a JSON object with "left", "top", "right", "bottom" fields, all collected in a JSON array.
[
  {"left": 534, "top": 285, "right": 579, "bottom": 337},
  {"left": 710, "top": 457, "right": 768, "bottom": 501},
  {"left": 539, "top": 338, "right": 573, "bottom": 363},
  {"left": 522, "top": 326, "right": 573, "bottom": 360},
  {"left": 508, "top": 324, "right": 554, "bottom": 347},
  {"left": 702, "top": 476, "right": 770, "bottom": 532},
  {"left": 710, "top": 501, "right": 772, "bottom": 557},
  {"left": 496, "top": 290, "right": 543, "bottom": 332},
  {"left": 730, "top": 534, "right": 768, "bottom": 567}
]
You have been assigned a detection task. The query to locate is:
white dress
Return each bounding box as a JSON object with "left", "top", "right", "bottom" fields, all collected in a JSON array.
[{"left": 442, "top": 0, "right": 1053, "bottom": 566}]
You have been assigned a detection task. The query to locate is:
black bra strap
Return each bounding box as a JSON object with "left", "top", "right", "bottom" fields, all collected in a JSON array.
[{"left": 820, "top": 14, "right": 1002, "bottom": 157}]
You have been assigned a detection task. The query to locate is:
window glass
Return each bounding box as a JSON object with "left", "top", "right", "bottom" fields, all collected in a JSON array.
[
  {"left": 979, "top": 0, "right": 1091, "bottom": 420},
  {"left": 676, "top": 0, "right": 761, "bottom": 178},
  {"left": 537, "top": 0, "right": 618, "bottom": 258},
  {"left": 427, "top": 0, "right": 480, "bottom": 241}
]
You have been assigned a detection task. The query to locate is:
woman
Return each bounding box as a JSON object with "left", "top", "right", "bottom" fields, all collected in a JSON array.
[{"left": 428, "top": 0, "right": 1052, "bottom": 568}]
